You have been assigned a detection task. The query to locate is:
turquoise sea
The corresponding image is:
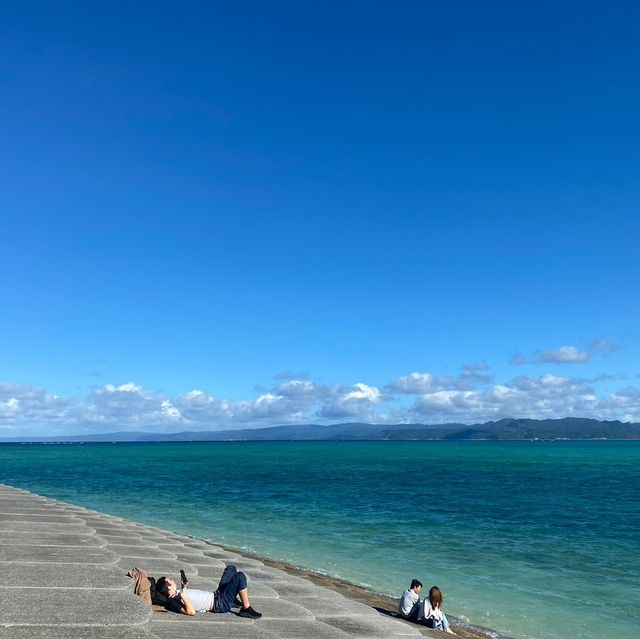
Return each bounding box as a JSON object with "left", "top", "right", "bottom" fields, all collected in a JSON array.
[{"left": 1, "top": 440, "right": 638, "bottom": 639}]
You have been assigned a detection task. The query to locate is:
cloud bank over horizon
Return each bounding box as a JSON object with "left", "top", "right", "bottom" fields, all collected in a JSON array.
[{"left": 2, "top": 346, "right": 638, "bottom": 436}]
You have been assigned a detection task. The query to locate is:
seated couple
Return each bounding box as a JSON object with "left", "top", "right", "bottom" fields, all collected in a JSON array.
[
  {"left": 154, "top": 564, "right": 262, "bottom": 619},
  {"left": 399, "top": 579, "right": 453, "bottom": 634}
]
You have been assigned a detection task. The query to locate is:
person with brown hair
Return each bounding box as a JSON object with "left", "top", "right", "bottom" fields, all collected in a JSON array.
[{"left": 419, "top": 585, "right": 454, "bottom": 633}]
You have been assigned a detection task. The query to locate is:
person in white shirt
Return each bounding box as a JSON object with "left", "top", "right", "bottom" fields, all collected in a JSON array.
[
  {"left": 419, "top": 585, "right": 454, "bottom": 633},
  {"left": 156, "top": 564, "right": 262, "bottom": 619},
  {"left": 398, "top": 579, "right": 423, "bottom": 620}
]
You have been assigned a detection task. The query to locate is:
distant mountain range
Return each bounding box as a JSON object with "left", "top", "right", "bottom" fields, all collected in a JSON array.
[{"left": 3, "top": 417, "right": 640, "bottom": 442}]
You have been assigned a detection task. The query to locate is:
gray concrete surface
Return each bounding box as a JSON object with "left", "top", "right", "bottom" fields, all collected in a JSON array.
[{"left": 0, "top": 483, "right": 434, "bottom": 638}]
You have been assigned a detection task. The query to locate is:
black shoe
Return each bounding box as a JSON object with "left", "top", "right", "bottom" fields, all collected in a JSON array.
[
  {"left": 238, "top": 606, "right": 262, "bottom": 619},
  {"left": 233, "top": 597, "right": 243, "bottom": 608}
]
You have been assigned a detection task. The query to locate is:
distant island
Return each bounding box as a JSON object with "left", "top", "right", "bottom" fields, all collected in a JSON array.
[{"left": 3, "top": 417, "right": 640, "bottom": 442}]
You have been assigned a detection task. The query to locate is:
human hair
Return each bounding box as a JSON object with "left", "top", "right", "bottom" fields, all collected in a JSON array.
[
  {"left": 410, "top": 579, "right": 423, "bottom": 590},
  {"left": 155, "top": 576, "right": 169, "bottom": 596},
  {"left": 429, "top": 586, "right": 443, "bottom": 609}
]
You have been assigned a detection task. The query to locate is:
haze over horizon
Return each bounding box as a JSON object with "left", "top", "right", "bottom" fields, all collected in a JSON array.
[{"left": 2, "top": 1, "right": 639, "bottom": 436}]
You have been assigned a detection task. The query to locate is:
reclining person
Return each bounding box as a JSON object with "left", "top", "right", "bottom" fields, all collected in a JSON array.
[{"left": 155, "top": 564, "right": 262, "bottom": 619}]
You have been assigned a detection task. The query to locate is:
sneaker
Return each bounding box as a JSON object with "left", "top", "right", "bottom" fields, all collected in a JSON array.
[
  {"left": 233, "top": 597, "right": 243, "bottom": 608},
  {"left": 238, "top": 606, "right": 262, "bottom": 619}
]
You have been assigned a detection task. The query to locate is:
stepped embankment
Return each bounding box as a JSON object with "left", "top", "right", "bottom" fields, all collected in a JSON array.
[{"left": 0, "top": 483, "right": 448, "bottom": 638}]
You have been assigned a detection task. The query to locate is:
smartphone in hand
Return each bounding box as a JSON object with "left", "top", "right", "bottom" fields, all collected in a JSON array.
[{"left": 180, "top": 569, "right": 188, "bottom": 587}]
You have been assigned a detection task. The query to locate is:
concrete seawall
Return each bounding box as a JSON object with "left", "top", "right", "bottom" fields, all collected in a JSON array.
[{"left": 0, "top": 483, "right": 443, "bottom": 638}]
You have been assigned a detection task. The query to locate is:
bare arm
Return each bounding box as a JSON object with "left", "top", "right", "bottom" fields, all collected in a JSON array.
[{"left": 177, "top": 590, "right": 196, "bottom": 616}]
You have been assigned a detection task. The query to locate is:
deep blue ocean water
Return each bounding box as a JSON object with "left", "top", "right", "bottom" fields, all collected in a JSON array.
[{"left": 1, "top": 440, "right": 638, "bottom": 639}]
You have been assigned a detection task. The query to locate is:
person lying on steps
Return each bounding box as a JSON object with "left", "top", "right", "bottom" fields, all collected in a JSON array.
[{"left": 155, "top": 564, "right": 262, "bottom": 619}]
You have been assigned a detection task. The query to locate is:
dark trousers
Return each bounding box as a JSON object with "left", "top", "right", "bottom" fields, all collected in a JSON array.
[
  {"left": 407, "top": 604, "right": 420, "bottom": 621},
  {"left": 214, "top": 564, "right": 247, "bottom": 613}
]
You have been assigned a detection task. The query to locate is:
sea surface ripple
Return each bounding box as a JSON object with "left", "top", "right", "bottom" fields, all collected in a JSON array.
[{"left": 1, "top": 440, "right": 638, "bottom": 639}]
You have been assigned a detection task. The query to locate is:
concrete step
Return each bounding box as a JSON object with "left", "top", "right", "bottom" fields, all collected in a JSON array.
[
  {"left": 0, "top": 587, "right": 152, "bottom": 626},
  {"left": 0, "top": 484, "right": 431, "bottom": 639}
]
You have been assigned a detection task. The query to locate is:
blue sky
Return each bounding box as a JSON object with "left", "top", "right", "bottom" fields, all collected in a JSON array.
[{"left": 1, "top": 1, "right": 639, "bottom": 435}]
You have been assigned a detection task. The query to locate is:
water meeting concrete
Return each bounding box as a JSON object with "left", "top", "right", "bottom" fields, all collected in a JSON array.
[{"left": 0, "top": 483, "right": 441, "bottom": 638}]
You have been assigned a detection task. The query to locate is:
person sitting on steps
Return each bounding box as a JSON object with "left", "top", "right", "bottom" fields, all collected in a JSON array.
[
  {"left": 419, "top": 585, "right": 453, "bottom": 633},
  {"left": 399, "top": 578, "right": 423, "bottom": 620}
]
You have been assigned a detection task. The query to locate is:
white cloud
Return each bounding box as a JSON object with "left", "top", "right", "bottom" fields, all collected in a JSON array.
[
  {"left": 388, "top": 363, "right": 493, "bottom": 395},
  {"left": 104, "top": 382, "right": 143, "bottom": 393},
  {"left": 317, "top": 383, "right": 382, "bottom": 420},
  {"left": 344, "top": 383, "right": 380, "bottom": 402},
  {"left": 160, "top": 399, "right": 182, "bottom": 421},
  {"left": 411, "top": 374, "right": 605, "bottom": 422},
  {"left": 0, "top": 383, "right": 75, "bottom": 427},
  {"left": 538, "top": 346, "right": 589, "bottom": 364},
  {"left": 274, "top": 380, "right": 323, "bottom": 400},
  {"left": 0, "top": 397, "right": 20, "bottom": 418},
  {"left": 1, "top": 363, "right": 639, "bottom": 436},
  {"left": 388, "top": 372, "right": 436, "bottom": 394},
  {"left": 598, "top": 386, "right": 640, "bottom": 421},
  {"left": 513, "top": 340, "right": 619, "bottom": 366}
]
